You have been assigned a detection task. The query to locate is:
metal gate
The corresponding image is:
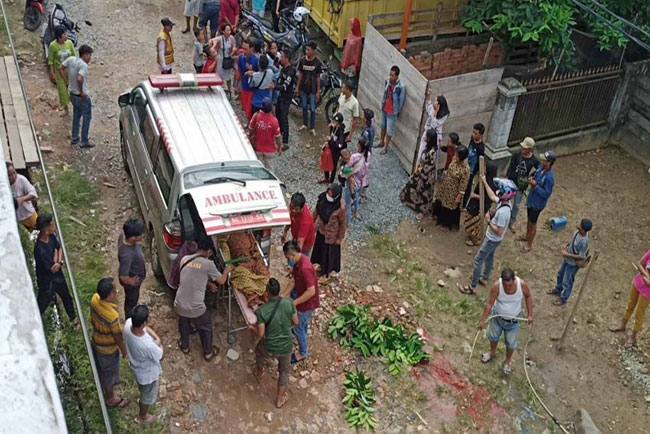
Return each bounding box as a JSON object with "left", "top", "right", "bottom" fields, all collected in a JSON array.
[{"left": 508, "top": 65, "right": 621, "bottom": 144}]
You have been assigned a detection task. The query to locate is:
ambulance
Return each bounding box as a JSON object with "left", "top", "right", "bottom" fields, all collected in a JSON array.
[{"left": 118, "top": 73, "right": 289, "bottom": 287}]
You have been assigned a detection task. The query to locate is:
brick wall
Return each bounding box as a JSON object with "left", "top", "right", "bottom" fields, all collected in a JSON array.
[{"left": 408, "top": 43, "right": 505, "bottom": 80}]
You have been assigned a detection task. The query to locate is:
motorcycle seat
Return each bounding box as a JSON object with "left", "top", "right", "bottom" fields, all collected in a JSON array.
[{"left": 245, "top": 12, "right": 292, "bottom": 39}]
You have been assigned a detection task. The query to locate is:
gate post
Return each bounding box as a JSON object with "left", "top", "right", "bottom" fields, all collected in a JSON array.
[{"left": 486, "top": 77, "right": 527, "bottom": 173}]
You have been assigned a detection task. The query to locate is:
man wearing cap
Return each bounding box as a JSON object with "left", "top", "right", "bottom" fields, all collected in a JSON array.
[
  {"left": 249, "top": 98, "right": 281, "bottom": 171},
  {"left": 506, "top": 137, "right": 540, "bottom": 233},
  {"left": 521, "top": 151, "right": 556, "bottom": 252},
  {"left": 156, "top": 19, "right": 175, "bottom": 74},
  {"left": 547, "top": 219, "right": 592, "bottom": 306}
]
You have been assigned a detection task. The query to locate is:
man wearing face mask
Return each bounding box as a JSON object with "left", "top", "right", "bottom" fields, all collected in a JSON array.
[
  {"left": 281, "top": 192, "right": 316, "bottom": 256},
  {"left": 281, "top": 240, "right": 319, "bottom": 364}
]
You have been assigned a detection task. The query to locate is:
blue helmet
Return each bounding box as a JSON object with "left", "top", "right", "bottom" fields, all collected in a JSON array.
[{"left": 494, "top": 178, "right": 517, "bottom": 201}]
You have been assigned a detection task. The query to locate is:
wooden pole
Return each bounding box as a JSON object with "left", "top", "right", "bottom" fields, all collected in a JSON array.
[
  {"left": 481, "top": 37, "right": 494, "bottom": 69},
  {"left": 554, "top": 251, "right": 599, "bottom": 352},
  {"left": 399, "top": 0, "right": 414, "bottom": 51},
  {"left": 478, "top": 156, "right": 486, "bottom": 236}
]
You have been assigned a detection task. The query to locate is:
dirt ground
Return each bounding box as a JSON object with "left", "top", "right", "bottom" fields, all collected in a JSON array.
[{"left": 7, "top": 0, "right": 650, "bottom": 432}]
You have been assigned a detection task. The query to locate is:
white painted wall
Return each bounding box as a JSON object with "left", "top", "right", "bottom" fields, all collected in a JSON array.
[{"left": 0, "top": 151, "right": 67, "bottom": 433}]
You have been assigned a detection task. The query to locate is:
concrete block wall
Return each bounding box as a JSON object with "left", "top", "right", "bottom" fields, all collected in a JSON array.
[{"left": 408, "top": 43, "right": 505, "bottom": 80}]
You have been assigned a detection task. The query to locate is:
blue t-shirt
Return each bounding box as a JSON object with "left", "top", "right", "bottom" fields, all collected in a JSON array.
[
  {"left": 238, "top": 54, "right": 259, "bottom": 92},
  {"left": 526, "top": 168, "right": 555, "bottom": 210}
]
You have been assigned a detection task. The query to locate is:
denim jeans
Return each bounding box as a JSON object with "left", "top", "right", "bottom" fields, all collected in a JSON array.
[
  {"left": 471, "top": 238, "right": 502, "bottom": 289},
  {"left": 293, "top": 309, "right": 315, "bottom": 358},
  {"left": 510, "top": 189, "right": 525, "bottom": 225},
  {"left": 344, "top": 183, "right": 362, "bottom": 224},
  {"left": 300, "top": 91, "right": 317, "bottom": 129},
  {"left": 71, "top": 94, "right": 92, "bottom": 145},
  {"left": 199, "top": 2, "right": 220, "bottom": 33},
  {"left": 554, "top": 260, "right": 579, "bottom": 303}
]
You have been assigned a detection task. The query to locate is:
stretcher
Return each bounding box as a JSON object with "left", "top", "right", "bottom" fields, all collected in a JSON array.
[{"left": 212, "top": 236, "right": 269, "bottom": 345}]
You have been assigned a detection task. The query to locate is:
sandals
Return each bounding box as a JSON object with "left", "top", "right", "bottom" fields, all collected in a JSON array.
[
  {"left": 107, "top": 397, "right": 128, "bottom": 408},
  {"left": 480, "top": 353, "right": 493, "bottom": 364},
  {"left": 291, "top": 353, "right": 306, "bottom": 365},
  {"left": 478, "top": 279, "right": 488, "bottom": 287},
  {"left": 503, "top": 363, "right": 512, "bottom": 375},
  {"left": 276, "top": 391, "right": 289, "bottom": 408},
  {"left": 134, "top": 414, "right": 156, "bottom": 425},
  {"left": 459, "top": 285, "right": 477, "bottom": 296},
  {"left": 178, "top": 339, "right": 190, "bottom": 355},
  {"left": 552, "top": 299, "right": 567, "bottom": 306},
  {"left": 204, "top": 345, "right": 220, "bottom": 362}
]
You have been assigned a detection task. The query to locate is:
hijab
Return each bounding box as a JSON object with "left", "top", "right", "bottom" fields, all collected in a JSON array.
[
  {"left": 316, "top": 183, "right": 343, "bottom": 224},
  {"left": 341, "top": 18, "right": 363, "bottom": 72}
]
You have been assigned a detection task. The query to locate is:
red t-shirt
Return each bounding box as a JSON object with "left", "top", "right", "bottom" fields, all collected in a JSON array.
[
  {"left": 219, "top": 0, "right": 240, "bottom": 28},
  {"left": 290, "top": 204, "right": 316, "bottom": 252},
  {"left": 249, "top": 112, "right": 280, "bottom": 154},
  {"left": 294, "top": 254, "right": 319, "bottom": 312},
  {"left": 383, "top": 84, "right": 395, "bottom": 115}
]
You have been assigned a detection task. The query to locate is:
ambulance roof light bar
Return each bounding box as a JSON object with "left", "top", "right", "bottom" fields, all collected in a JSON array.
[{"left": 149, "top": 73, "right": 223, "bottom": 90}]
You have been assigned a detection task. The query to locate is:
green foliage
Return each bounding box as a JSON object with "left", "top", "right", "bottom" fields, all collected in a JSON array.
[
  {"left": 462, "top": 0, "right": 647, "bottom": 62},
  {"left": 328, "top": 304, "right": 431, "bottom": 376},
  {"left": 342, "top": 370, "right": 377, "bottom": 431}
]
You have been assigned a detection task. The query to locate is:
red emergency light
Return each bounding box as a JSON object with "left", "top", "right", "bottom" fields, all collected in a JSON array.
[{"left": 149, "top": 73, "right": 223, "bottom": 90}]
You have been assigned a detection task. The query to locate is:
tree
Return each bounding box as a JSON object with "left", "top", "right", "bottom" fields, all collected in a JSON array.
[{"left": 462, "top": 0, "right": 648, "bottom": 64}]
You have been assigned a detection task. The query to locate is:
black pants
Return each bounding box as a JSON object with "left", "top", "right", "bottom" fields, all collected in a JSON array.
[
  {"left": 276, "top": 99, "right": 291, "bottom": 144},
  {"left": 179, "top": 310, "right": 213, "bottom": 355},
  {"left": 327, "top": 148, "right": 343, "bottom": 183},
  {"left": 38, "top": 279, "right": 76, "bottom": 320},
  {"left": 123, "top": 285, "right": 141, "bottom": 320}
]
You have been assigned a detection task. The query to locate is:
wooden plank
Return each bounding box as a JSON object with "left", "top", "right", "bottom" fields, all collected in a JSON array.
[
  {"left": 444, "top": 112, "right": 494, "bottom": 143},
  {"left": 0, "top": 57, "right": 10, "bottom": 162},
  {"left": 428, "top": 68, "right": 504, "bottom": 94},
  {"left": 0, "top": 58, "right": 25, "bottom": 169},
  {"left": 4, "top": 56, "right": 38, "bottom": 165}
]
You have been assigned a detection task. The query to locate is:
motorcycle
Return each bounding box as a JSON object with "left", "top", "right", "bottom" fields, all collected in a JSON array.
[
  {"left": 24, "top": 0, "right": 47, "bottom": 31},
  {"left": 41, "top": 3, "right": 91, "bottom": 60},
  {"left": 292, "top": 56, "right": 342, "bottom": 123},
  {"left": 236, "top": 6, "right": 310, "bottom": 66}
]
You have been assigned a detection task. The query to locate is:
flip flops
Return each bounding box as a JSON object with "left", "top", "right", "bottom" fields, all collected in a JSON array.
[
  {"left": 503, "top": 363, "right": 512, "bottom": 375},
  {"left": 480, "top": 353, "right": 493, "bottom": 364},
  {"left": 459, "top": 285, "right": 476, "bottom": 296},
  {"left": 178, "top": 339, "right": 190, "bottom": 355},
  {"left": 291, "top": 353, "right": 306, "bottom": 365},
  {"left": 204, "top": 345, "right": 220, "bottom": 362},
  {"left": 107, "top": 397, "right": 128, "bottom": 408}
]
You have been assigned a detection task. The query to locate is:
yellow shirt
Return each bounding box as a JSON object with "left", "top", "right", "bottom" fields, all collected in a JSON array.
[
  {"left": 156, "top": 30, "right": 174, "bottom": 66},
  {"left": 90, "top": 293, "right": 122, "bottom": 355}
]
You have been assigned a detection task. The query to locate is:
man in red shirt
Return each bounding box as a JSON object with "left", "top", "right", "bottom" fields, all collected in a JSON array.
[
  {"left": 281, "top": 192, "right": 316, "bottom": 256},
  {"left": 281, "top": 240, "right": 319, "bottom": 364},
  {"left": 219, "top": 0, "right": 240, "bottom": 30},
  {"left": 249, "top": 98, "right": 281, "bottom": 171}
]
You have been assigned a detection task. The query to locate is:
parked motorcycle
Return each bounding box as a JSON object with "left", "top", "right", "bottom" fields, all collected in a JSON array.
[
  {"left": 292, "top": 56, "right": 342, "bottom": 123},
  {"left": 41, "top": 3, "right": 91, "bottom": 60},
  {"left": 236, "top": 6, "right": 310, "bottom": 66},
  {"left": 24, "top": 0, "right": 47, "bottom": 31}
]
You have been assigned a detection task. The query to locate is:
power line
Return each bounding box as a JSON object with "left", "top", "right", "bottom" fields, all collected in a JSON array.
[
  {"left": 570, "top": 0, "right": 650, "bottom": 52},
  {"left": 584, "top": 0, "right": 650, "bottom": 41}
]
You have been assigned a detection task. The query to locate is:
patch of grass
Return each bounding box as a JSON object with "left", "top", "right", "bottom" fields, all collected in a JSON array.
[{"left": 0, "top": 0, "right": 43, "bottom": 59}]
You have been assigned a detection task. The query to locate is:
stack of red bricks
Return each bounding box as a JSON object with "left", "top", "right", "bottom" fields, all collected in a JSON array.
[{"left": 408, "top": 43, "right": 505, "bottom": 80}]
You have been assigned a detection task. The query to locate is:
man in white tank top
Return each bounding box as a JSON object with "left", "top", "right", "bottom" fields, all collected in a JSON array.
[{"left": 478, "top": 268, "right": 534, "bottom": 375}]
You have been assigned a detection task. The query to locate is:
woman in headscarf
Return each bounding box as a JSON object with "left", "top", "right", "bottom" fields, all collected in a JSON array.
[
  {"left": 417, "top": 91, "right": 449, "bottom": 161},
  {"left": 169, "top": 240, "right": 199, "bottom": 290},
  {"left": 400, "top": 128, "right": 439, "bottom": 218},
  {"left": 432, "top": 144, "right": 470, "bottom": 230},
  {"left": 340, "top": 18, "right": 363, "bottom": 91},
  {"left": 311, "top": 183, "right": 347, "bottom": 280},
  {"left": 48, "top": 25, "right": 75, "bottom": 116},
  {"left": 463, "top": 161, "right": 498, "bottom": 246}
]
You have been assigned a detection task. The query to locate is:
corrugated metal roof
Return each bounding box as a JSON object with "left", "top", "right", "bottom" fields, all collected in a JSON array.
[{"left": 146, "top": 83, "right": 256, "bottom": 169}]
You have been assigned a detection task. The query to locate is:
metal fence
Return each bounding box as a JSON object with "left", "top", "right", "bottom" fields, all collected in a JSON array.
[{"left": 508, "top": 65, "right": 622, "bottom": 144}]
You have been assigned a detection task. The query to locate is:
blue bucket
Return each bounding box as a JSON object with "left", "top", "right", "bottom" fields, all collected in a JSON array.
[{"left": 549, "top": 216, "right": 568, "bottom": 231}]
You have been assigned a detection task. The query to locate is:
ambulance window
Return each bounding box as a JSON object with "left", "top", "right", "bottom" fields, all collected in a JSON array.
[
  {"left": 153, "top": 147, "right": 174, "bottom": 206},
  {"left": 132, "top": 90, "right": 147, "bottom": 129},
  {"left": 142, "top": 113, "right": 159, "bottom": 157}
]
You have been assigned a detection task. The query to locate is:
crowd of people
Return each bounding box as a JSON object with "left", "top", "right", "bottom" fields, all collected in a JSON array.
[{"left": 7, "top": 0, "right": 650, "bottom": 424}]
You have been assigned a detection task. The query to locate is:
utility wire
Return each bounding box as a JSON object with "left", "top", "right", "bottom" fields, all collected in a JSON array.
[
  {"left": 0, "top": 1, "right": 113, "bottom": 432},
  {"left": 570, "top": 0, "right": 650, "bottom": 52},
  {"left": 584, "top": 0, "right": 650, "bottom": 41}
]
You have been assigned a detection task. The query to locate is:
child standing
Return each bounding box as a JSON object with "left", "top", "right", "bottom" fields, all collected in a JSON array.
[
  {"left": 193, "top": 28, "right": 206, "bottom": 73},
  {"left": 361, "top": 108, "right": 375, "bottom": 197},
  {"left": 320, "top": 113, "right": 346, "bottom": 184}
]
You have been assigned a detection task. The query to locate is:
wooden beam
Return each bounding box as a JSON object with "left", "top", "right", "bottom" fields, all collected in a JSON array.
[
  {"left": 0, "top": 57, "right": 24, "bottom": 169},
  {"left": 399, "top": 0, "right": 414, "bottom": 51},
  {"left": 4, "top": 56, "right": 38, "bottom": 165}
]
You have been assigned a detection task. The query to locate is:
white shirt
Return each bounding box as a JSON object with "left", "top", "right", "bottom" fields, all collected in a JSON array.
[
  {"left": 10, "top": 173, "right": 37, "bottom": 221},
  {"left": 337, "top": 93, "right": 360, "bottom": 134},
  {"left": 485, "top": 203, "right": 511, "bottom": 243},
  {"left": 62, "top": 56, "right": 89, "bottom": 96},
  {"left": 494, "top": 277, "right": 524, "bottom": 318},
  {"left": 123, "top": 318, "right": 163, "bottom": 385}
]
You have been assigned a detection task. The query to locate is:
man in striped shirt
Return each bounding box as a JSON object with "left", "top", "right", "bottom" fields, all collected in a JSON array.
[{"left": 90, "top": 277, "right": 128, "bottom": 407}]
